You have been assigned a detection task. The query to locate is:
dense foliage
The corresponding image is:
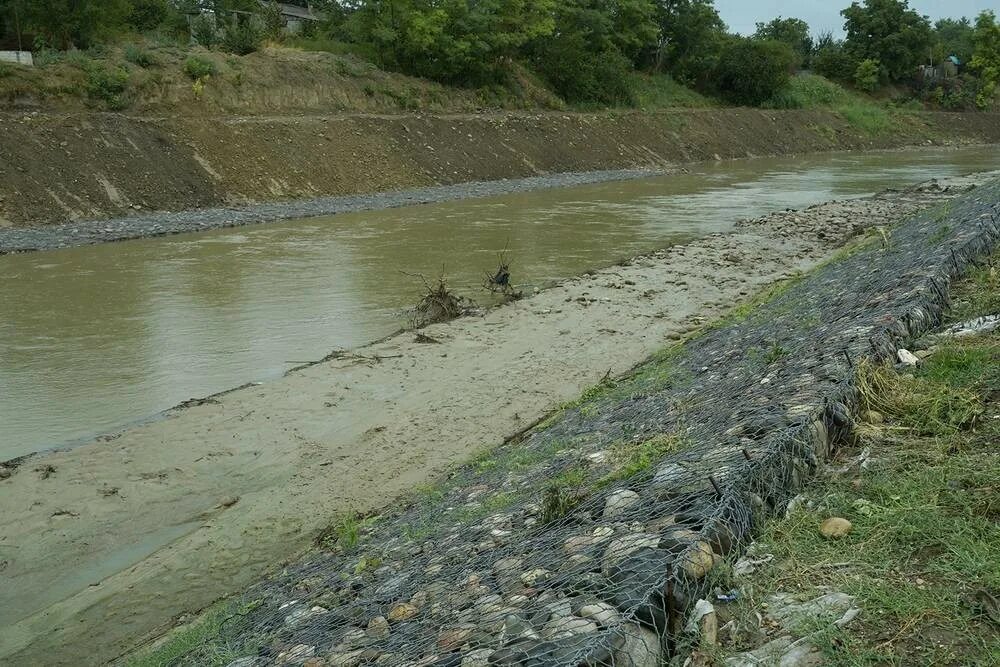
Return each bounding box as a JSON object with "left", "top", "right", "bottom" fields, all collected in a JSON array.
[{"left": 0, "top": 0, "right": 997, "bottom": 110}]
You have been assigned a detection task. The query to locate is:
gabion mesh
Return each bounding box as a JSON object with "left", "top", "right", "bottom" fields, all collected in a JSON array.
[{"left": 165, "top": 181, "right": 1000, "bottom": 667}]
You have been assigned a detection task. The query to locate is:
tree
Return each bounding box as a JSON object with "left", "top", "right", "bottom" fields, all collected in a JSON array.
[
  {"left": 854, "top": 58, "right": 881, "bottom": 91},
  {"left": 754, "top": 16, "right": 811, "bottom": 67},
  {"left": 841, "top": 0, "right": 932, "bottom": 82},
  {"left": 347, "top": 0, "right": 556, "bottom": 87},
  {"left": 529, "top": 0, "right": 651, "bottom": 104},
  {"left": 933, "top": 17, "right": 975, "bottom": 65},
  {"left": 652, "top": 0, "right": 727, "bottom": 87},
  {"left": 17, "top": 0, "right": 132, "bottom": 48},
  {"left": 971, "top": 10, "right": 1000, "bottom": 109},
  {"left": 127, "top": 0, "right": 171, "bottom": 32},
  {"left": 713, "top": 37, "right": 795, "bottom": 105},
  {"left": 810, "top": 31, "right": 857, "bottom": 81}
]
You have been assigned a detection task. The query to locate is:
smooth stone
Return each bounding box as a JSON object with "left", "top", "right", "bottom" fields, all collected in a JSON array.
[
  {"left": 603, "top": 489, "right": 641, "bottom": 519},
  {"left": 387, "top": 602, "right": 419, "bottom": 622},
  {"left": 819, "top": 517, "right": 852, "bottom": 539},
  {"left": 612, "top": 623, "right": 663, "bottom": 667},
  {"left": 366, "top": 616, "right": 390, "bottom": 639},
  {"left": 601, "top": 533, "right": 661, "bottom": 576},
  {"left": 578, "top": 602, "right": 622, "bottom": 628},
  {"left": 678, "top": 541, "right": 716, "bottom": 580}
]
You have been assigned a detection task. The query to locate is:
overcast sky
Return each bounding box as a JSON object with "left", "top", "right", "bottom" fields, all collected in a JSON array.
[{"left": 715, "top": 0, "right": 998, "bottom": 36}]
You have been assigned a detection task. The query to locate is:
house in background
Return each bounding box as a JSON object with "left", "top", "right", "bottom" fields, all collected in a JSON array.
[{"left": 270, "top": 2, "right": 325, "bottom": 34}]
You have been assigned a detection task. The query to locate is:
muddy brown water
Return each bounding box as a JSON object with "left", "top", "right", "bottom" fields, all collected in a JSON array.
[{"left": 1, "top": 146, "right": 997, "bottom": 461}]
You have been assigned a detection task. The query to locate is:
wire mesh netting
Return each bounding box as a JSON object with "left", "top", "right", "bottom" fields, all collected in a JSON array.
[{"left": 163, "top": 180, "right": 1000, "bottom": 667}]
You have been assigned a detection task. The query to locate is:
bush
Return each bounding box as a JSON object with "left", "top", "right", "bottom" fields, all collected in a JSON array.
[
  {"left": 812, "top": 38, "right": 858, "bottom": 82},
  {"left": 190, "top": 14, "right": 218, "bottom": 49},
  {"left": 86, "top": 64, "right": 130, "bottom": 110},
  {"left": 713, "top": 38, "right": 795, "bottom": 106},
  {"left": 221, "top": 20, "right": 264, "bottom": 55},
  {"left": 124, "top": 44, "right": 157, "bottom": 68},
  {"left": 854, "top": 58, "right": 881, "bottom": 92},
  {"left": 183, "top": 55, "right": 216, "bottom": 80}
]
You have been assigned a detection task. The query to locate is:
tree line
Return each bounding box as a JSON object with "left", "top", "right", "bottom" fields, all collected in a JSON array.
[{"left": 1, "top": 0, "right": 999, "bottom": 109}]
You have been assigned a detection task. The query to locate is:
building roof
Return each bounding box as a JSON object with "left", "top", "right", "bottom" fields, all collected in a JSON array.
[{"left": 274, "top": 2, "right": 323, "bottom": 21}]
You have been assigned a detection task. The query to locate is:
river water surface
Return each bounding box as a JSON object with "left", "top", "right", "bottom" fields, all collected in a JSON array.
[{"left": 2, "top": 146, "right": 997, "bottom": 459}]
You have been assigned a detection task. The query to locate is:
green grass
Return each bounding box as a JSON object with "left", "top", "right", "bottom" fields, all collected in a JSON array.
[
  {"left": 766, "top": 73, "right": 894, "bottom": 136},
  {"left": 717, "top": 258, "right": 1000, "bottom": 666},
  {"left": 316, "top": 512, "right": 380, "bottom": 551},
  {"left": 124, "top": 598, "right": 264, "bottom": 667},
  {"left": 598, "top": 433, "right": 686, "bottom": 487},
  {"left": 627, "top": 72, "right": 716, "bottom": 109}
]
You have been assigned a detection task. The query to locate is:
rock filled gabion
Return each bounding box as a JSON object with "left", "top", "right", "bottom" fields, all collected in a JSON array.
[{"left": 171, "top": 181, "right": 1000, "bottom": 667}]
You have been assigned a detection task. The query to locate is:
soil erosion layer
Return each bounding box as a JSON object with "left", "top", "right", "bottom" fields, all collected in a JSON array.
[
  {"left": 0, "top": 171, "right": 994, "bottom": 666},
  {"left": 2, "top": 109, "right": 1000, "bottom": 233}
]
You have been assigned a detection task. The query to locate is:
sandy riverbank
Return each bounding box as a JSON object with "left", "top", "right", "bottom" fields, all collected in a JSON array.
[{"left": 0, "top": 171, "right": 996, "bottom": 665}]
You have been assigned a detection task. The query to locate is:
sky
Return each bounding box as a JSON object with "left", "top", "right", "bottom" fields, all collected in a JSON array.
[{"left": 714, "top": 0, "right": 999, "bottom": 36}]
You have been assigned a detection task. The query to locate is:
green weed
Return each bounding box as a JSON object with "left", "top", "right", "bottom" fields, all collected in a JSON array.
[
  {"left": 124, "top": 598, "right": 264, "bottom": 667},
  {"left": 183, "top": 55, "right": 217, "bottom": 80},
  {"left": 124, "top": 45, "right": 157, "bottom": 68}
]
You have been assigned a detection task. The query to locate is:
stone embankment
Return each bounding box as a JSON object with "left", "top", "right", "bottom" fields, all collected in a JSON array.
[{"left": 154, "top": 178, "right": 1000, "bottom": 666}]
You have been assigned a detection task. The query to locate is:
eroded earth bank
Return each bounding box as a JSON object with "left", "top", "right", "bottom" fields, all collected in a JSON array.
[{"left": 1, "top": 171, "right": 997, "bottom": 665}]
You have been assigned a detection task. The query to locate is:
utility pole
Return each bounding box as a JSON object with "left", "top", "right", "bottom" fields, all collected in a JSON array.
[{"left": 13, "top": 0, "right": 24, "bottom": 61}]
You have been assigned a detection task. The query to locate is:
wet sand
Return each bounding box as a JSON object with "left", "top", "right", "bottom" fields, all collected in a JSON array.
[{"left": 0, "top": 172, "right": 995, "bottom": 665}]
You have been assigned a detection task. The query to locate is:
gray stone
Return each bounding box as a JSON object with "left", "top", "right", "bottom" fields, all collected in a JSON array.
[
  {"left": 603, "top": 489, "right": 641, "bottom": 519},
  {"left": 577, "top": 602, "right": 621, "bottom": 628},
  {"left": 601, "top": 533, "right": 660, "bottom": 576},
  {"left": 612, "top": 623, "right": 662, "bottom": 667}
]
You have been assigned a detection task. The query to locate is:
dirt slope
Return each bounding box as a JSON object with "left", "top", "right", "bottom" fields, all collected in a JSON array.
[{"left": 2, "top": 107, "right": 999, "bottom": 230}]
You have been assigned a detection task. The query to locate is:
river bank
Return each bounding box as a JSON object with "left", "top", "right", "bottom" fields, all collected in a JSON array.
[
  {"left": 2, "top": 108, "right": 1000, "bottom": 242},
  {"left": 1, "top": 171, "right": 995, "bottom": 665}
]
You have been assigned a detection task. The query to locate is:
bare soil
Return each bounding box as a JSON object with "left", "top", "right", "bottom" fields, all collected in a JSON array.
[
  {"left": 2, "top": 108, "right": 999, "bottom": 231},
  {"left": 0, "top": 172, "right": 993, "bottom": 666}
]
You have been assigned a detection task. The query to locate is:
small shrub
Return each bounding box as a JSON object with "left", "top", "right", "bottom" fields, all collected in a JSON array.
[
  {"left": 854, "top": 58, "right": 881, "bottom": 92},
  {"left": 86, "top": 65, "right": 130, "bottom": 110},
  {"left": 183, "top": 56, "right": 216, "bottom": 80},
  {"left": 124, "top": 44, "right": 157, "bottom": 68}
]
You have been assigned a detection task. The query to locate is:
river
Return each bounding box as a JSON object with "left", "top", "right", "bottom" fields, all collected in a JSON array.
[{"left": 1, "top": 145, "right": 997, "bottom": 460}]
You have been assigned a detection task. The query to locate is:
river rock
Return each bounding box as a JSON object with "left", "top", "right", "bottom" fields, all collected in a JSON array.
[
  {"left": 520, "top": 568, "right": 551, "bottom": 586},
  {"left": 577, "top": 602, "right": 621, "bottom": 628},
  {"left": 678, "top": 541, "right": 716, "bottom": 580},
  {"left": 819, "top": 517, "right": 852, "bottom": 539},
  {"left": 603, "top": 489, "right": 641, "bottom": 519},
  {"left": 612, "top": 623, "right": 662, "bottom": 667},
  {"left": 326, "top": 652, "right": 365, "bottom": 667},
  {"left": 897, "top": 348, "right": 919, "bottom": 366},
  {"left": 542, "top": 616, "right": 599, "bottom": 638},
  {"left": 437, "top": 623, "right": 476, "bottom": 651},
  {"left": 388, "top": 602, "right": 419, "bottom": 622},
  {"left": 366, "top": 616, "right": 390, "bottom": 639},
  {"left": 460, "top": 649, "right": 492, "bottom": 667},
  {"left": 601, "top": 533, "right": 660, "bottom": 576},
  {"left": 275, "top": 644, "right": 316, "bottom": 665}
]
